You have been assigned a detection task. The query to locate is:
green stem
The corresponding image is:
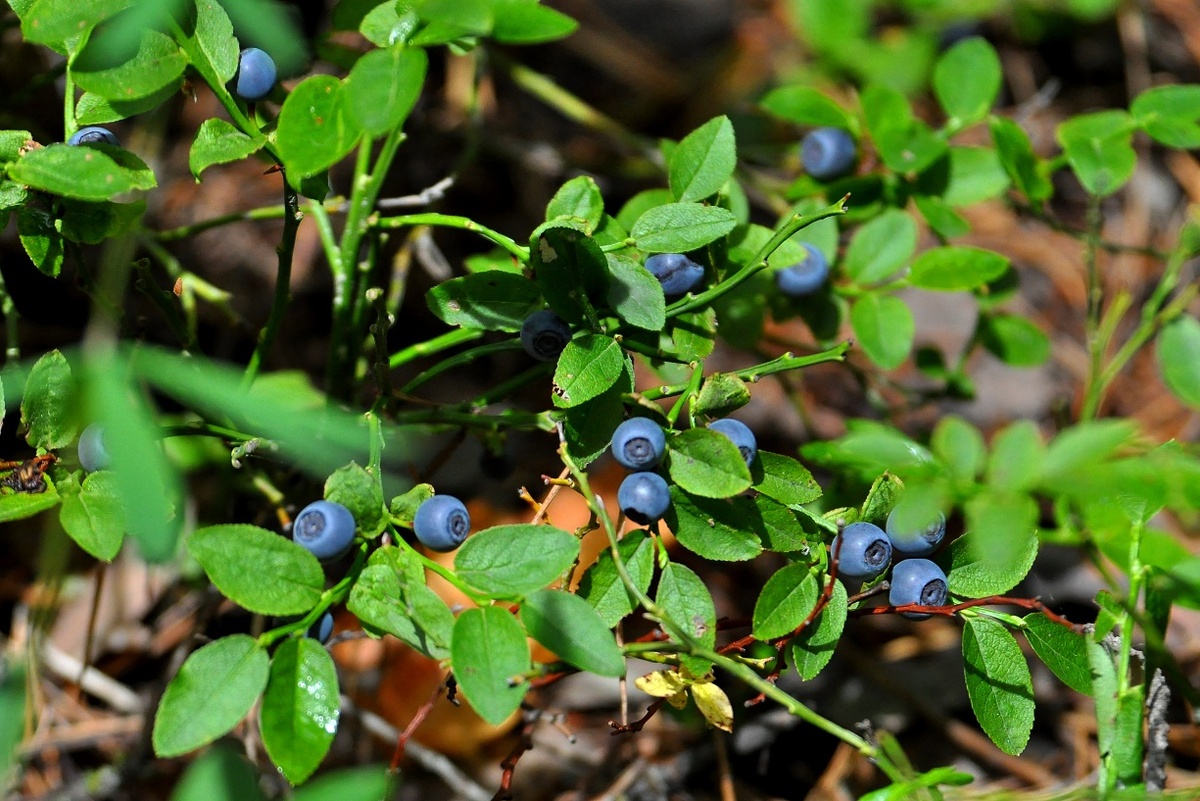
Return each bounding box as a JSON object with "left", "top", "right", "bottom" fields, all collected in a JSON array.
[
  {"left": 392, "top": 407, "right": 555, "bottom": 432},
  {"left": 471, "top": 362, "right": 553, "bottom": 407},
  {"left": 0, "top": 267, "right": 19, "bottom": 362},
  {"left": 391, "top": 528, "right": 494, "bottom": 606},
  {"left": 259, "top": 547, "right": 370, "bottom": 647},
  {"left": 640, "top": 343, "right": 852, "bottom": 402},
  {"left": 389, "top": 328, "right": 483, "bottom": 370},
  {"left": 243, "top": 182, "right": 301, "bottom": 387},
  {"left": 374, "top": 213, "right": 529, "bottom": 262},
  {"left": 399, "top": 340, "right": 525, "bottom": 395},
  {"left": 664, "top": 199, "right": 848, "bottom": 319},
  {"left": 666, "top": 363, "right": 703, "bottom": 427}
]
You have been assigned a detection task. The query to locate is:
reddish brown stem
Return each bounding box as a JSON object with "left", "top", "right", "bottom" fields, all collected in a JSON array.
[
  {"left": 610, "top": 698, "right": 665, "bottom": 735},
  {"left": 851, "top": 595, "right": 1082, "bottom": 631},
  {"left": 389, "top": 676, "right": 448, "bottom": 772},
  {"left": 491, "top": 714, "right": 537, "bottom": 801}
]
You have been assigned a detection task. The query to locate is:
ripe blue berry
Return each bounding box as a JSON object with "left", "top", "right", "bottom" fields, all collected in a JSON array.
[
  {"left": 68, "top": 127, "right": 118, "bottom": 147},
  {"left": 293, "top": 500, "right": 357, "bottom": 561},
  {"left": 706, "top": 418, "right": 757, "bottom": 466},
  {"left": 413, "top": 495, "right": 471, "bottom": 552},
  {"left": 610, "top": 418, "right": 666, "bottom": 471},
  {"left": 308, "top": 611, "right": 335, "bottom": 644},
  {"left": 77, "top": 423, "right": 111, "bottom": 472},
  {"left": 644, "top": 253, "right": 704, "bottom": 296},
  {"left": 520, "top": 310, "right": 572, "bottom": 362},
  {"left": 831, "top": 522, "right": 892, "bottom": 581},
  {"left": 617, "top": 472, "right": 671, "bottom": 525},
  {"left": 800, "top": 127, "right": 857, "bottom": 181},
  {"left": 888, "top": 558, "right": 948, "bottom": 620},
  {"left": 234, "top": 47, "right": 277, "bottom": 101},
  {"left": 775, "top": 244, "right": 830, "bottom": 297},
  {"left": 886, "top": 507, "right": 947, "bottom": 558}
]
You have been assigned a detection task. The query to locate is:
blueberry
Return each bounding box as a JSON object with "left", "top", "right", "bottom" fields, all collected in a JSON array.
[
  {"left": 644, "top": 253, "right": 704, "bottom": 296},
  {"left": 307, "top": 611, "right": 335, "bottom": 644},
  {"left": 520, "top": 310, "right": 572, "bottom": 362},
  {"left": 617, "top": 472, "right": 671, "bottom": 525},
  {"left": 234, "top": 47, "right": 277, "bottom": 101},
  {"left": 706, "top": 418, "right": 756, "bottom": 466},
  {"left": 611, "top": 418, "right": 666, "bottom": 471},
  {"left": 800, "top": 127, "right": 857, "bottom": 181},
  {"left": 293, "top": 500, "right": 357, "bottom": 561},
  {"left": 413, "top": 495, "right": 471, "bottom": 552},
  {"left": 77, "top": 423, "right": 111, "bottom": 472},
  {"left": 775, "top": 243, "right": 830, "bottom": 297},
  {"left": 886, "top": 507, "right": 947, "bottom": 558},
  {"left": 67, "top": 127, "right": 118, "bottom": 147},
  {"left": 888, "top": 558, "right": 948, "bottom": 620},
  {"left": 830, "top": 522, "right": 892, "bottom": 581}
]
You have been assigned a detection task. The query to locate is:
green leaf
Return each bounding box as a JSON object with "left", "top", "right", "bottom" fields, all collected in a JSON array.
[
  {"left": 153, "top": 635, "right": 270, "bottom": 757},
  {"left": 0, "top": 476, "right": 61, "bottom": 523},
  {"left": 605, "top": 254, "right": 666, "bottom": 332},
  {"left": 666, "top": 487, "right": 763, "bottom": 561},
  {"left": 948, "top": 500, "right": 1038, "bottom": 598},
  {"left": 962, "top": 618, "right": 1034, "bottom": 756},
  {"left": 78, "top": 82, "right": 181, "bottom": 126},
  {"left": 426, "top": 272, "right": 541, "bottom": 332},
  {"left": 552, "top": 334, "right": 626, "bottom": 409},
  {"left": 276, "top": 75, "right": 362, "bottom": 179},
  {"left": 491, "top": 0, "right": 577, "bottom": 43},
  {"left": 186, "top": 0, "right": 239, "bottom": 84},
  {"left": 168, "top": 740, "right": 267, "bottom": 801},
  {"left": 850, "top": 294, "right": 913, "bottom": 370},
  {"left": 631, "top": 202, "right": 737, "bottom": 253},
  {"left": 455, "top": 524, "right": 580, "bottom": 596},
  {"left": 655, "top": 562, "right": 716, "bottom": 676},
  {"left": 1157, "top": 315, "right": 1200, "bottom": 409},
  {"left": 932, "top": 415, "right": 986, "bottom": 484},
  {"left": 520, "top": 589, "right": 625, "bottom": 677},
  {"left": 260, "top": 638, "right": 339, "bottom": 784},
  {"left": 759, "top": 86, "right": 856, "bottom": 131},
  {"left": 756, "top": 495, "right": 814, "bottom": 551},
  {"left": 979, "top": 313, "right": 1051, "bottom": 366},
  {"left": 532, "top": 225, "right": 609, "bottom": 325},
  {"left": 450, "top": 606, "right": 530, "bottom": 726},
  {"left": 790, "top": 579, "right": 847, "bottom": 680},
  {"left": 1023, "top": 613, "right": 1092, "bottom": 695},
  {"left": 561, "top": 379, "right": 627, "bottom": 468},
  {"left": 546, "top": 175, "right": 603, "bottom": 233},
  {"left": 940, "top": 146, "right": 1010, "bottom": 207},
  {"left": 343, "top": 45, "right": 427, "bottom": 137},
  {"left": 20, "top": 0, "right": 128, "bottom": 46},
  {"left": 752, "top": 562, "right": 818, "bottom": 640},
  {"left": 986, "top": 419, "right": 1044, "bottom": 491},
  {"left": 842, "top": 210, "right": 916, "bottom": 285},
  {"left": 58, "top": 471, "right": 125, "bottom": 561},
  {"left": 60, "top": 198, "right": 144, "bottom": 244},
  {"left": 324, "top": 461, "right": 383, "bottom": 536},
  {"left": 1039, "top": 420, "right": 1136, "bottom": 482},
  {"left": 933, "top": 37, "right": 1001, "bottom": 126},
  {"left": 358, "top": 2, "right": 418, "bottom": 47},
  {"left": 188, "top": 118, "right": 264, "bottom": 180},
  {"left": 188, "top": 525, "right": 325, "bottom": 615},
  {"left": 750, "top": 451, "right": 822, "bottom": 508},
  {"left": 671, "top": 308, "right": 717, "bottom": 361},
  {"left": 17, "top": 200, "right": 64, "bottom": 278},
  {"left": 989, "top": 116, "right": 1052, "bottom": 204},
  {"left": 291, "top": 767, "right": 390, "bottom": 801},
  {"left": 859, "top": 472, "right": 903, "bottom": 524},
  {"left": 71, "top": 29, "right": 186, "bottom": 101},
  {"left": 909, "top": 246, "right": 1009, "bottom": 291},
  {"left": 347, "top": 561, "right": 454, "bottom": 660},
  {"left": 669, "top": 115, "right": 737, "bottom": 203},
  {"left": 914, "top": 194, "right": 970, "bottom": 239},
  {"left": 1057, "top": 111, "right": 1137, "bottom": 197},
  {"left": 861, "top": 84, "right": 946, "bottom": 175},
  {"left": 577, "top": 530, "right": 655, "bottom": 627},
  {"left": 615, "top": 187, "right": 674, "bottom": 231},
  {"left": 11, "top": 142, "right": 155, "bottom": 201},
  {"left": 22, "top": 350, "right": 76, "bottom": 450},
  {"left": 693, "top": 372, "right": 750, "bottom": 420},
  {"left": 666, "top": 427, "right": 752, "bottom": 498},
  {"left": 1131, "top": 84, "right": 1200, "bottom": 149}
]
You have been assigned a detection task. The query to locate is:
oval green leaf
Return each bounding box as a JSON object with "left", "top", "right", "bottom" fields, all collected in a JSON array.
[
  {"left": 669, "top": 115, "right": 737, "bottom": 203},
  {"left": 631, "top": 202, "right": 736, "bottom": 253},
  {"left": 188, "top": 524, "right": 325, "bottom": 615},
  {"left": 752, "top": 562, "right": 819, "bottom": 641},
  {"left": 451, "top": 606, "right": 531, "bottom": 726},
  {"left": 520, "top": 589, "right": 625, "bottom": 677},
  {"left": 850, "top": 294, "right": 914, "bottom": 370},
  {"left": 455, "top": 524, "right": 580, "bottom": 597},
  {"left": 276, "top": 75, "right": 362, "bottom": 178},
  {"left": 962, "top": 618, "right": 1034, "bottom": 756},
  {"left": 260, "top": 638, "right": 340, "bottom": 785},
  {"left": 666, "top": 427, "right": 752, "bottom": 499},
  {"left": 910, "top": 246, "right": 1009, "bottom": 291}
]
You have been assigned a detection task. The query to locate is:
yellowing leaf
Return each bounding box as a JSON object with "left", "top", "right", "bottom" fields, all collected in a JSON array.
[
  {"left": 690, "top": 681, "right": 733, "bottom": 732},
  {"left": 635, "top": 669, "right": 689, "bottom": 699}
]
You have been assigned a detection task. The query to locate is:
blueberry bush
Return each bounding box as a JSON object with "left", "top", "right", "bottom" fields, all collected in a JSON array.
[{"left": 1, "top": 0, "right": 1199, "bottom": 799}]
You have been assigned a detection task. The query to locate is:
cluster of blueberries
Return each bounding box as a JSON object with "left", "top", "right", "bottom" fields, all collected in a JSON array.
[
  {"left": 64, "top": 48, "right": 275, "bottom": 150},
  {"left": 609, "top": 416, "right": 756, "bottom": 525},
  {"left": 830, "top": 510, "right": 949, "bottom": 619}
]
